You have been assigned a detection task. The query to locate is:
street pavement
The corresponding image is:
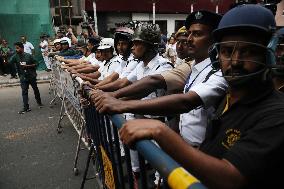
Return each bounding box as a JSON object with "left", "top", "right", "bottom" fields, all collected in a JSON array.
[
  {"left": 0, "top": 71, "right": 51, "bottom": 88},
  {"left": 0, "top": 83, "right": 98, "bottom": 189}
]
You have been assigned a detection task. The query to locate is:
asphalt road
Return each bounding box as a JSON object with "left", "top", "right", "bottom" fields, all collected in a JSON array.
[{"left": 0, "top": 83, "right": 97, "bottom": 189}]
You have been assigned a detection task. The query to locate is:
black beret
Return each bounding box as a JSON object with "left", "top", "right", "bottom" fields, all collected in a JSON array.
[{"left": 185, "top": 10, "right": 222, "bottom": 30}]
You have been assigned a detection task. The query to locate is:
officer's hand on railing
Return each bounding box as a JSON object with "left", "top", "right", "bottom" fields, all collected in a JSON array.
[
  {"left": 70, "top": 70, "right": 78, "bottom": 74},
  {"left": 119, "top": 119, "right": 163, "bottom": 148},
  {"left": 66, "top": 67, "right": 74, "bottom": 72},
  {"left": 55, "top": 56, "right": 64, "bottom": 62},
  {"left": 92, "top": 91, "right": 127, "bottom": 114}
]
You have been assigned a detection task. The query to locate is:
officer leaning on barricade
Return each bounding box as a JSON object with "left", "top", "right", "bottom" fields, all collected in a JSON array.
[
  {"left": 71, "top": 38, "right": 119, "bottom": 85},
  {"left": 57, "top": 39, "right": 80, "bottom": 57},
  {"left": 94, "top": 26, "right": 140, "bottom": 88},
  {"left": 272, "top": 27, "right": 284, "bottom": 92},
  {"left": 119, "top": 5, "right": 284, "bottom": 189},
  {"left": 9, "top": 42, "right": 43, "bottom": 114},
  {"left": 95, "top": 38, "right": 120, "bottom": 80}
]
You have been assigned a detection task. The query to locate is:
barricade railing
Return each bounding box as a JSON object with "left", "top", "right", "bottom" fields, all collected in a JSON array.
[
  {"left": 80, "top": 86, "right": 207, "bottom": 189},
  {"left": 49, "top": 59, "right": 207, "bottom": 189},
  {"left": 49, "top": 60, "right": 88, "bottom": 175}
]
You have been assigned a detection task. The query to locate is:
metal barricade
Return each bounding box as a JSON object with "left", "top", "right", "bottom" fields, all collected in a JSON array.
[
  {"left": 49, "top": 59, "right": 207, "bottom": 189},
  {"left": 49, "top": 60, "right": 64, "bottom": 106},
  {"left": 49, "top": 60, "right": 88, "bottom": 175},
  {"left": 80, "top": 86, "right": 207, "bottom": 189}
]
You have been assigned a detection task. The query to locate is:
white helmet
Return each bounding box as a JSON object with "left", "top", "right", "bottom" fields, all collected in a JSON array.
[
  {"left": 97, "top": 38, "right": 114, "bottom": 50},
  {"left": 60, "top": 37, "right": 72, "bottom": 47},
  {"left": 53, "top": 39, "right": 61, "bottom": 45}
]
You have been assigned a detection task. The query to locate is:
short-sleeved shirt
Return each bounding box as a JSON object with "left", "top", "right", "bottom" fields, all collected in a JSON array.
[
  {"left": 179, "top": 58, "right": 228, "bottom": 146},
  {"left": 40, "top": 40, "right": 48, "bottom": 52},
  {"left": 200, "top": 82, "right": 284, "bottom": 189},
  {"left": 160, "top": 61, "right": 192, "bottom": 93},
  {"left": 127, "top": 54, "right": 174, "bottom": 118},
  {"left": 9, "top": 52, "right": 37, "bottom": 81},
  {"left": 23, "top": 41, "right": 34, "bottom": 55},
  {"left": 115, "top": 54, "right": 140, "bottom": 78},
  {"left": 127, "top": 54, "right": 173, "bottom": 83},
  {"left": 98, "top": 55, "right": 120, "bottom": 80}
]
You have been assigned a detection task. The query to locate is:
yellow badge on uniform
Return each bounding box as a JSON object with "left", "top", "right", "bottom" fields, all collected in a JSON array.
[{"left": 222, "top": 129, "right": 241, "bottom": 149}]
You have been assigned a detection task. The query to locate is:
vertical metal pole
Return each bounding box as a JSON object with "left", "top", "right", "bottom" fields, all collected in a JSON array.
[
  {"left": 93, "top": 0, "right": 99, "bottom": 34},
  {"left": 191, "top": 4, "right": 194, "bottom": 13},
  {"left": 216, "top": 5, "right": 219, "bottom": 13},
  {"left": 59, "top": 0, "right": 63, "bottom": 25},
  {"left": 153, "top": 2, "right": 156, "bottom": 24},
  {"left": 68, "top": 0, "right": 72, "bottom": 25}
]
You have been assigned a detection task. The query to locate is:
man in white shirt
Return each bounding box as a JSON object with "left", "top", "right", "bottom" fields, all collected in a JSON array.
[
  {"left": 97, "top": 38, "right": 120, "bottom": 80},
  {"left": 21, "top": 36, "right": 35, "bottom": 56},
  {"left": 39, "top": 35, "right": 51, "bottom": 71}
]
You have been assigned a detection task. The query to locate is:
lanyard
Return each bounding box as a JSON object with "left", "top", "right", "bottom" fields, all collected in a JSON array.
[{"left": 184, "top": 63, "right": 212, "bottom": 93}]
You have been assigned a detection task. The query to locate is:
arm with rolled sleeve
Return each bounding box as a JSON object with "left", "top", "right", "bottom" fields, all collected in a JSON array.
[{"left": 160, "top": 61, "right": 192, "bottom": 93}]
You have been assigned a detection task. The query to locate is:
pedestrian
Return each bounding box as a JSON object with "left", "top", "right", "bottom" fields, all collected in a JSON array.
[
  {"left": 9, "top": 42, "right": 43, "bottom": 114},
  {"left": 21, "top": 36, "right": 35, "bottom": 56},
  {"left": 0, "top": 39, "right": 17, "bottom": 78},
  {"left": 39, "top": 34, "right": 51, "bottom": 72}
]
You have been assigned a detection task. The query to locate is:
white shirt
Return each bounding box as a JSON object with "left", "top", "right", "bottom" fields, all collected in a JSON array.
[
  {"left": 127, "top": 54, "right": 174, "bottom": 118},
  {"left": 40, "top": 40, "right": 48, "bottom": 52},
  {"left": 115, "top": 54, "right": 140, "bottom": 78},
  {"left": 179, "top": 58, "right": 228, "bottom": 146},
  {"left": 23, "top": 41, "right": 34, "bottom": 54},
  {"left": 98, "top": 55, "right": 120, "bottom": 80}
]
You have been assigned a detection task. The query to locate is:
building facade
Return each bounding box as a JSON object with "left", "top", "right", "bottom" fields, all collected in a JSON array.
[{"left": 85, "top": 0, "right": 235, "bottom": 37}]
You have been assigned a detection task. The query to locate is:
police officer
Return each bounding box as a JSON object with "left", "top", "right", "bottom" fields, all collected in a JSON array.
[
  {"left": 57, "top": 39, "right": 79, "bottom": 57},
  {"left": 95, "top": 27, "right": 139, "bottom": 89},
  {"left": 97, "top": 38, "right": 120, "bottom": 80},
  {"left": 174, "top": 26, "right": 192, "bottom": 66},
  {"left": 120, "top": 5, "right": 284, "bottom": 189},
  {"left": 9, "top": 42, "right": 43, "bottom": 114}
]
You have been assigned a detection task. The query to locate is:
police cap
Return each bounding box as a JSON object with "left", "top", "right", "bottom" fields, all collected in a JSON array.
[{"left": 185, "top": 10, "right": 222, "bottom": 30}]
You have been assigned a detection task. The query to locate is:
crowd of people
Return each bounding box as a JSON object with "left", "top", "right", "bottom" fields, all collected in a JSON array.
[{"left": 1, "top": 3, "right": 284, "bottom": 189}]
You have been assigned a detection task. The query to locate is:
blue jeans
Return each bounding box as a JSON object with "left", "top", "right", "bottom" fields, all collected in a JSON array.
[{"left": 20, "top": 79, "right": 42, "bottom": 109}]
